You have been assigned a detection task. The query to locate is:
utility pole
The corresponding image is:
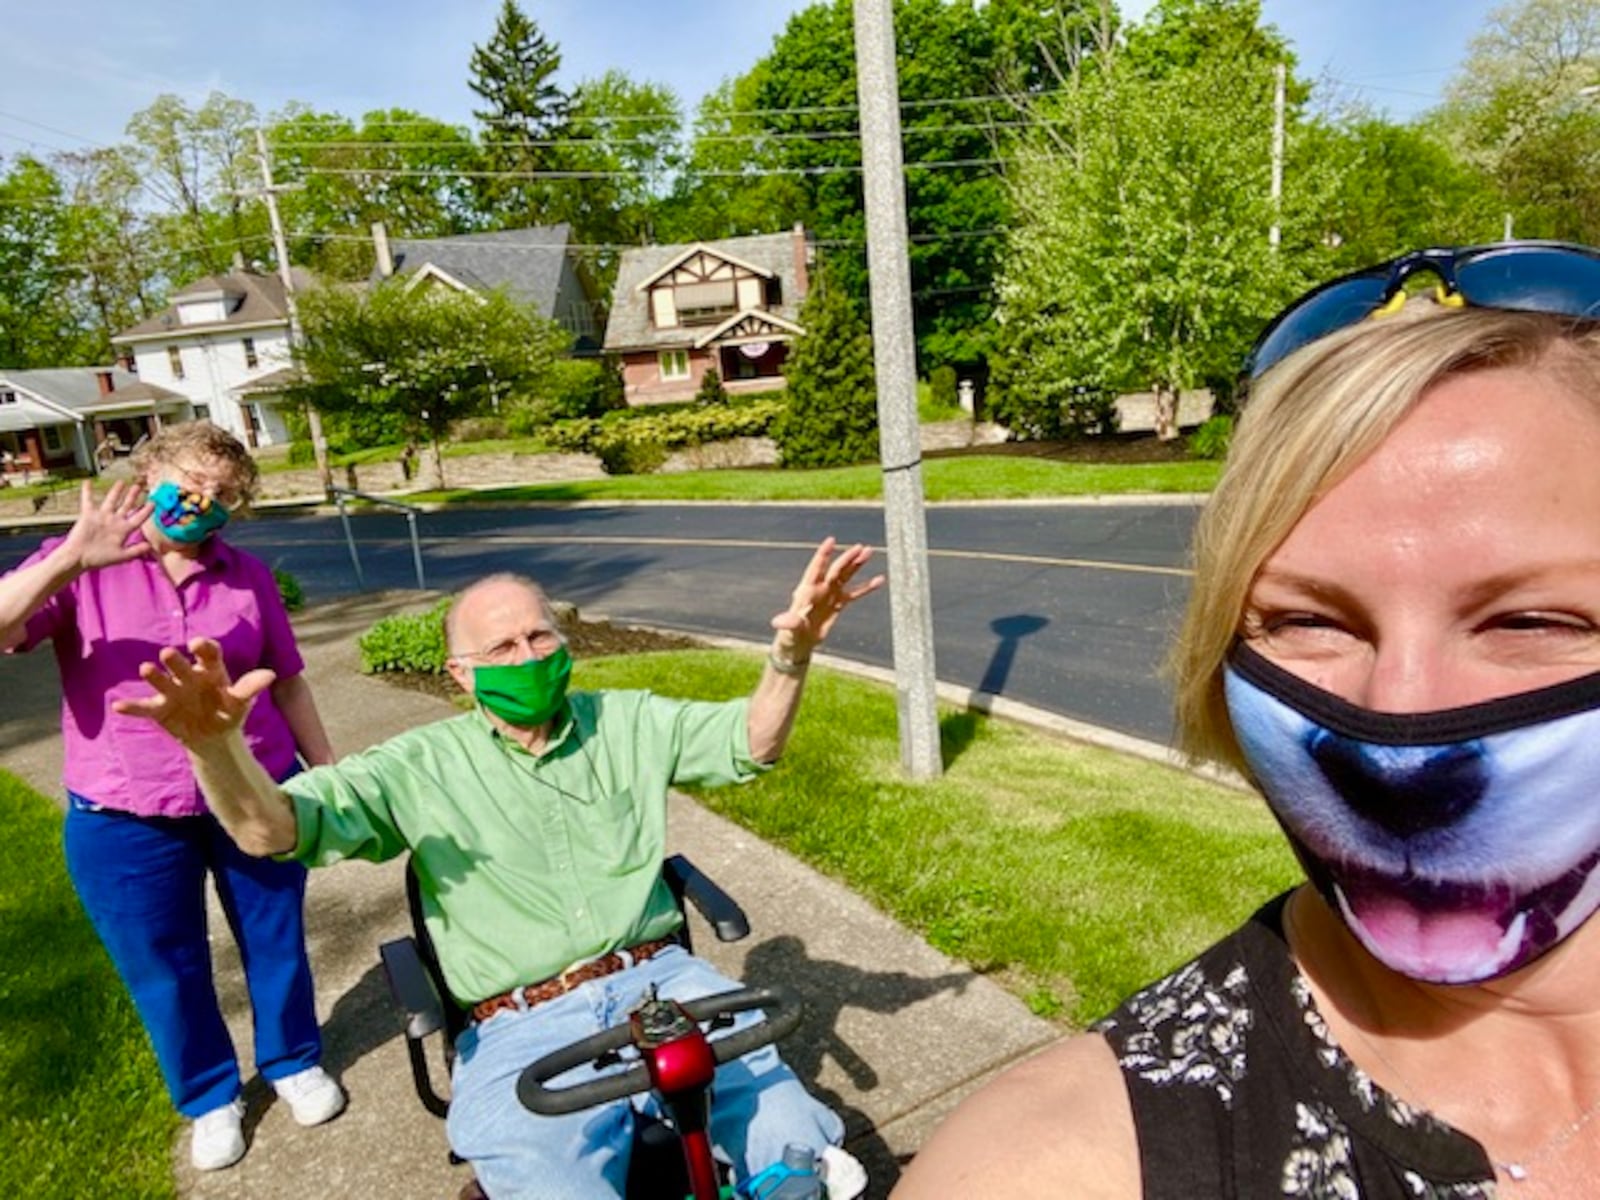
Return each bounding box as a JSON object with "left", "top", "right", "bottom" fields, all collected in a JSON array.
[
  {"left": 252, "top": 128, "right": 332, "bottom": 497},
  {"left": 1269, "top": 62, "right": 1286, "bottom": 250},
  {"left": 854, "top": 0, "right": 942, "bottom": 780}
]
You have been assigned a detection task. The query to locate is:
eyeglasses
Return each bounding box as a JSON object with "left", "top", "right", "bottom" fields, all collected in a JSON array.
[
  {"left": 169, "top": 462, "right": 243, "bottom": 510},
  {"left": 1244, "top": 241, "right": 1600, "bottom": 380},
  {"left": 453, "top": 629, "right": 564, "bottom": 665}
]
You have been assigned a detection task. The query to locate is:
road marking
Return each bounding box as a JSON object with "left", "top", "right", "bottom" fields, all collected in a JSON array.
[{"left": 448, "top": 533, "right": 1194, "bottom": 579}]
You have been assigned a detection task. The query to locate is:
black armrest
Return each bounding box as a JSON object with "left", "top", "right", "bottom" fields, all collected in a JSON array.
[
  {"left": 380, "top": 936, "right": 448, "bottom": 1040},
  {"left": 663, "top": 853, "right": 750, "bottom": 943}
]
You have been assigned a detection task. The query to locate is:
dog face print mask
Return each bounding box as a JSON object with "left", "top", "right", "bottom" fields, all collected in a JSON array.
[{"left": 1225, "top": 643, "right": 1600, "bottom": 985}]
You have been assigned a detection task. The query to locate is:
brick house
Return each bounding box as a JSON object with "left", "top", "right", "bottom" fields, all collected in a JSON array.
[{"left": 603, "top": 226, "right": 811, "bottom": 405}]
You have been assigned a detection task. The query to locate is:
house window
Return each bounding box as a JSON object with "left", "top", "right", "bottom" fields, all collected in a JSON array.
[
  {"left": 42, "top": 426, "right": 64, "bottom": 452},
  {"left": 193, "top": 404, "right": 211, "bottom": 422},
  {"left": 674, "top": 280, "right": 738, "bottom": 325},
  {"left": 0, "top": 390, "right": 15, "bottom": 405},
  {"left": 242, "top": 337, "right": 258, "bottom": 369},
  {"left": 659, "top": 350, "right": 690, "bottom": 382},
  {"left": 167, "top": 345, "right": 185, "bottom": 380}
]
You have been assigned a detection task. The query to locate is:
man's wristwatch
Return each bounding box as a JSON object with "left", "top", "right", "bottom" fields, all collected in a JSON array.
[{"left": 767, "top": 651, "right": 811, "bottom": 677}]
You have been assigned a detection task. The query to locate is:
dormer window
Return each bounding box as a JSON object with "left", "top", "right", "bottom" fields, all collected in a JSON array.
[{"left": 673, "top": 280, "right": 738, "bottom": 325}]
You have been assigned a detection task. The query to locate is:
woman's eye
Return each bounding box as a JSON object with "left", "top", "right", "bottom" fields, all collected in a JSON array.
[{"left": 1491, "top": 612, "right": 1594, "bottom": 633}]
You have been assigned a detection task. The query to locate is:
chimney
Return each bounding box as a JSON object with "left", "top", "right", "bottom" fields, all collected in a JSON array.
[
  {"left": 117, "top": 352, "right": 137, "bottom": 374},
  {"left": 372, "top": 221, "right": 394, "bottom": 277},
  {"left": 791, "top": 222, "right": 809, "bottom": 301},
  {"left": 96, "top": 370, "right": 115, "bottom": 396}
]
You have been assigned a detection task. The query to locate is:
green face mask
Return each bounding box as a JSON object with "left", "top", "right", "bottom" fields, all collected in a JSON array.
[{"left": 471, "top": 645, "right": 572, "bottom": 727}]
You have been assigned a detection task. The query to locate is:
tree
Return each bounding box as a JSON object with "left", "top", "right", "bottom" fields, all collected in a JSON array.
[
  {"left": 125, "top": 91, "right": 262, "bottom": 279},
  {"left": 468, "top": 0, "right": 571, "bottom": 225},
  {"left": 1433, "top": 0, "right": 1600, "bottom": 241},
  {"left": 771, "top": 265, "right": 879, "bottom": 468},
  {"left": 561, "top": 70, "right": 683, "bottom": 259},
  {"left": 291, "top": 281, "right": 570, "bottom": 487},
  {"left": 989, "top": 5, "right": 1333, "bottom": 440},
  {"left": 0, "top": 155, "right": 103, "bottom": 367},
  {"left": 54, "top": 147, "right": 158, "bottom": 350},
  {"left": 267, "top": 106, "right": 485, "bottom": 280}
]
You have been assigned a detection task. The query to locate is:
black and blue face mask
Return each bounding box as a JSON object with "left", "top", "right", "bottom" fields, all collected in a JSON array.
[{"left": 1225, "top": 642, "right": 1600, "bottom": 985}]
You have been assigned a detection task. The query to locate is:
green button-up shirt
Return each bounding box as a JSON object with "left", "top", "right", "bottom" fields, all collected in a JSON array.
[{"left": 283, "top": 690, "right": 764, "bottom": 1005}]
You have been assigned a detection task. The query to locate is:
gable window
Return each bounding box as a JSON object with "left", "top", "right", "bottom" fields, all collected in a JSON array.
[
  {"left": 167, "top": 345, "right": 185, "bottom": 380},
  {"left": 659, "top": 350, "right": 690, "bottom": 382},
  {"left": 242, "top": 337, "right": 258, "bottom": 369},
  {"left": 0, "top": 390, "right": 15, "bottom": 406},
  {"left": 674, "top": 280, "right": 738, "bottom": 325}
]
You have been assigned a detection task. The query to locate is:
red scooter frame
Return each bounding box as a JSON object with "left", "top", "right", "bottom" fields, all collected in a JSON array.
[{"left": 517, "top": 984, "right": 804, "bottom": 1200}]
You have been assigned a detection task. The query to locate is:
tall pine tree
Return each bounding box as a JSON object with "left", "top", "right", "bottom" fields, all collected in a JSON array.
[{"left": 468, "top": 0, "right": 570, "bottom": 226}]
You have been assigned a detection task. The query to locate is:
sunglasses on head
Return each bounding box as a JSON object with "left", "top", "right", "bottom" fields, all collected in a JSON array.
[{"left": 1243, "top": 241, "right": 1600, "bottom": 380}]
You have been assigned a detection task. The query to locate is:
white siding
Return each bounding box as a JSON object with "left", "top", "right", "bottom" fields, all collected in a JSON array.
[{"left": 127, "top": 325, "right": 293, "bottom": 445}]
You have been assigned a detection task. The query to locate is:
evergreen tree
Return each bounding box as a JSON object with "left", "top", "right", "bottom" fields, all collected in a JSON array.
[
  {"left": 468, "top": 0, "right": 570, "bottom": 224},
  {"left": 772, "top": 265, "right": 879, "bottom": 468}
]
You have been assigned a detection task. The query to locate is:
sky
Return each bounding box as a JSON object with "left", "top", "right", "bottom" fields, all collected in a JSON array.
[{"left": 0, "top": 0, "right": 1506, "bottom": 159}]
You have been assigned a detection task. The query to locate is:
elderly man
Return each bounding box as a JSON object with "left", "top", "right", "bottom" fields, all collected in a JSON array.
[{"left": 116, "top": 538, "right": 881, "bottom": 1199}]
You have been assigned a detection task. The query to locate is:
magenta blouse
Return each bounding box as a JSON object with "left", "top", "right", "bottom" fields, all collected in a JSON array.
[{"left": 10, "top": 534, "right": 305, "bottom": 817}]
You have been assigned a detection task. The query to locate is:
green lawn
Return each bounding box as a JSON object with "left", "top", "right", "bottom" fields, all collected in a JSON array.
[
  {"left": 404, "top": 455, "right": 1222, "bottom": 506},
  {"left": 571, "top": 651, "right": 1300, "bottom": 1024},
  {"left": 0, "top": 770, "right": 177, "bottom": 1198}
]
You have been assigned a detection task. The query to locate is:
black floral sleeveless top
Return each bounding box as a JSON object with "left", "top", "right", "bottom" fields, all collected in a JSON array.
[{"left": 1094, "top": 894, "right": 1499, "bottom": 1199}]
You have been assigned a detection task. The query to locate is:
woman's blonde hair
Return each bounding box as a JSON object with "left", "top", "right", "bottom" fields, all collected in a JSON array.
[
  {"left": 129, "top": 421, "right": 260, "bottom": 507},
  {"left": 1171, "top": 303, "right": 1600, "bottom": 772}
]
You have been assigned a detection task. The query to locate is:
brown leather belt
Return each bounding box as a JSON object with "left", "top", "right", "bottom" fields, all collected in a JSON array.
[{"left": 470, "top": 937, "right": 678, "bottom": 1025}]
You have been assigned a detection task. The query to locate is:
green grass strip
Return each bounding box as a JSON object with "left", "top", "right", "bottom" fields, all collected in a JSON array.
[
  {"left": 571, "top": 651, "right": 1300, "bottom": 1025},
  {"left": 0, "top": 770, "right": 177, "bottom": 1198},
  {"left": 402, "top": 455, "right": 1222, "bottom": 506}
]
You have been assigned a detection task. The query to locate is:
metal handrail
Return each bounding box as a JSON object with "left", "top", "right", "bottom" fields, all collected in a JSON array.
[{"left": 330, "top": 487, "right": 426, "bottom": 590}]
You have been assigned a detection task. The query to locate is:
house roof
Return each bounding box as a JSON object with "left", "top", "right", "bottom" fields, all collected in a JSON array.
[
  {"left": 0, "top": 368, "right": 185, "bottom": 424},
  {"left": 382, "top": 225, "right": 574, "bottom": 317},
  {"left": 113, "top": 268, "right": 316, "bottom": 342},
  {"left": 603, "top": 230, "right": 809, "bottom": 353}
]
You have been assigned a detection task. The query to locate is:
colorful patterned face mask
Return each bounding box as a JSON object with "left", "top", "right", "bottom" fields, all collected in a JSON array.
[
  {"left": 149, "top": 480, "right": 231, "bottom": 543},
  {"left": 1225, "top": 642, "right": 1600, "bottom": 984}
]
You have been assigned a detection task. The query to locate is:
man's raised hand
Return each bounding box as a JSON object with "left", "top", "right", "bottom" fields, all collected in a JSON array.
[
  {"left": 113, "top": 638, "right": 276, "bottom": 747},
  {"left": 771, "top": 537, "right": 885, "bottom": 660}
]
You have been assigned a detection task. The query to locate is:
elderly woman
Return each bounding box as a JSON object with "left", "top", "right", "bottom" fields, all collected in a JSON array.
[
  {"left": 0, "top": 422, "right": 344, "bottom": 1171},
  {"left": 897, "top": 243, "right": 1600, "bottom": 1198}
]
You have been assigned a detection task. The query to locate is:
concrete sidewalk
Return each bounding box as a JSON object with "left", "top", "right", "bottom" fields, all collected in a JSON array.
[{"left": 2, "top": 591, "right": 1059, "bottom": 1198}]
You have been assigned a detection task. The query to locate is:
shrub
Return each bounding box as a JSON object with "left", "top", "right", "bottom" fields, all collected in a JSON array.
[
  {"left": 930, "top": 365, "right": 958, "bottom": 412},
  {"left": 1187, "top": 414, "right": 1234, "bottom": 461},
  {"left": 543, "top": 400, "right": 785, "bottom": 459},
  {"left": 273, "top": 567, "right": 305, "bottom": 612},
  {"left": 287, "top": 440, "right": 316, "bottom": 467},
  {"left": 595, "top": 435, "right": 668, "bottom": 476},
  {"left": 453, "top": 416, "right": 511, "bottom": 442},
  {"left": 358, "top": 599, "right": 452, "bottom": 675},
  {"left": 694, "top": 367, "right": 728, "bottom": 407},
  {"left": 772, "top": 265, "right": 880, "bottom": 468}
]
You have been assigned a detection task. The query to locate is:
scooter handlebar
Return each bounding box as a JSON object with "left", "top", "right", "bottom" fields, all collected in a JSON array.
[{"left": 516, "top": 984, "right": 803, "bottom": 1116}]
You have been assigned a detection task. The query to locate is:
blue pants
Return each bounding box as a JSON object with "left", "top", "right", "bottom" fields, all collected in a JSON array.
[
  {"left": 446, "top": 945, "right": 844, "bottom": 1200},
  {"left": 63, "top": 796, "right": 323, "bottom": 1117}
]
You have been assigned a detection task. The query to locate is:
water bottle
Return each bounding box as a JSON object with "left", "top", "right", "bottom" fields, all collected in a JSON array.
[{"left": 741, "top": 1143, "right": 823, "bottom": 1200}]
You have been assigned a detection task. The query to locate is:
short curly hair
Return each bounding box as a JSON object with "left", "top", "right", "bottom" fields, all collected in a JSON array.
[{"left": 129, "top": 421, "right": 260, "bottom": 507}]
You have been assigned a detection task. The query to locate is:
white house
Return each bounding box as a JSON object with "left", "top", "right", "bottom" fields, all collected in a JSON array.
[{"left": 111, "top": 266, "right": 314, "bottom": 447}]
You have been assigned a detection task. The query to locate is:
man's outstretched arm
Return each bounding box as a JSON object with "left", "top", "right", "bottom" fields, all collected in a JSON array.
[
  {"left": 113, "top": 638, "right": 299, "bottom": 856},
  {"left": 747, "top": 537, "right": 884, "bottom": 764}
]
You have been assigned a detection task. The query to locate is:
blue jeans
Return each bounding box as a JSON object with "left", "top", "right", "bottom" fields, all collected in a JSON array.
[
  {"left": 63, "top": 795, "right": 323, "bottom": 1117},
  {"left": 446, "top": 945, "right": 844, "bottom": 1200}
]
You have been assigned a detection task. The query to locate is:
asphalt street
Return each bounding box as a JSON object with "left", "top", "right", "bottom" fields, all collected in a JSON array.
[{"left": 0, "top": 501, "right": 1200, "bottom": 744}]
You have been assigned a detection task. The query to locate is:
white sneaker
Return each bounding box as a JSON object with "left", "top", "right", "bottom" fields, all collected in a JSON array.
[
  {"left": 190, "top": 1098, "right": 246, "bottom": 1171},
  {"left": 271, "top": 1065, "right": 347, "bottom": 1127},
  {"left": 820, "top": 1145, "right": 868, "bottom": 1200}
]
